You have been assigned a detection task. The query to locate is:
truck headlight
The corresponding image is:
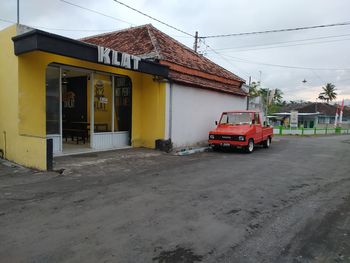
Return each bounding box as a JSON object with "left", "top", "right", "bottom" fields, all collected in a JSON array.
[
  {"left": 238, "top": 135, "right": 245, "bottom": 141},
  {"left": 209, "top": 134, "right": 215, "bottom": 139}
]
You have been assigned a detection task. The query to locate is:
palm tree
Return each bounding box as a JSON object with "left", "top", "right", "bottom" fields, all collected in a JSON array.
[
  {"left": 273, "top": 89, "right": 284, "bottom": 104},
  {"left": 318, "top": 83, "right": 337, "bottom": 103},
  {"left": 249, "top": 81, "right": 260, "bottom": 97}
]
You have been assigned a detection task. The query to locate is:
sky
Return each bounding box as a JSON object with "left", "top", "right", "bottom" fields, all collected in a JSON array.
[{"left": 1, "top": 0, "right": 350, "bottom": 103}]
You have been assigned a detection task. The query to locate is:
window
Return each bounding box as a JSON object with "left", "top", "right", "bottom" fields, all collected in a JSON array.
[
  {"left": 254, "top": 113, "right": 260, "bottom": 124},
  {"left": 219, "top": 112, "right": 251, "bottom": 125},
  {"left": 46, "top": 66, "right": 60, "bottom": 134},
  {"left": 114, "top": 76, "right": 132, "bottom": 132},
  {"left": 93, "top": 74, "right": 112, "bottom": 132}
]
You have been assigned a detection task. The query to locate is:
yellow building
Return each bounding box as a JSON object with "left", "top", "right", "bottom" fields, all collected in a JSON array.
[
  {"left": 0, "top": 25, "right": 169, "bottom": 170},
  {"left": 0, "top": 24, "right": 247, "bottom": 170}
]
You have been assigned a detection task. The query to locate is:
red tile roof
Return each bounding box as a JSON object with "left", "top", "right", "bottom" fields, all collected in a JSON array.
[{"left": 82, "top": 24, "right": 246, "bottom": 96}]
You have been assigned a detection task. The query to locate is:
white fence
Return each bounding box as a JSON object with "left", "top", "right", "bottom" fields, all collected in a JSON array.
[{"left": 273, "top": 127, "right": 350, "bottom": 135}]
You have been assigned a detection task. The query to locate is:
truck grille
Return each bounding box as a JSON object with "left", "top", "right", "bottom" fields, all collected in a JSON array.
[{"left": 211, "top": 134, "right": 240, "bottom": 141}]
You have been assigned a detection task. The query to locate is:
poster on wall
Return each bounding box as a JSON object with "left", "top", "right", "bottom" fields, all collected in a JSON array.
[
  {"left": 290, "top": 110, "right": 298, "bottom": 128},
  {"left": 94, "top": 80, "right": 108, "bottom": 112}
]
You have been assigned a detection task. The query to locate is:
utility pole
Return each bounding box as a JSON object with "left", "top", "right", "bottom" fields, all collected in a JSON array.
[
  {"left": 193, "top": 31, "right": 198, "bottom": 53},
  {"left": 17, "top": 0, "right": 20, "bottom": 25},
  {"left": 259, "top": 70, "right": 262, "bottom": 85},
  {"left": 247, "top": 76, "right": 251, "bottom": 110}
]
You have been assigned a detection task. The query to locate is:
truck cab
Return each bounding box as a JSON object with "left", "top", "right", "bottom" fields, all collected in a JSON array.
[{"left": 208, "top": 110, "right": 273, "bottom": 153}]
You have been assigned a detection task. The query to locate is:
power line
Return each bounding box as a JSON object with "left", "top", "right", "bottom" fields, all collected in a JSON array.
[
  {"left": 200, "top": 39, "right": 252, "bottom": 80},
  {"left": 32, "top": 25, "right": 121, "bottom": 32},
  {"left": 0, "top": 17, "right": 123, "bottom": 32},
  {"left": 205, "top": 33, "right": 350, "bottom": 52},
  {"left": 112, "top": 0, "right": 194, "bottom": 37},
  {"left": 201, "top": 21, "right": 350, "bottom": 39},
  {"left": 221, "top": 37, "right": 350, "bottom": 53},
  {"left": 311, "top": 70, "right": 326, "bottom": 84},
  {"left": 59, "top": 0, "right": 134, "bottom": 26},
  {"left": 206, "top": 37, "right": 350, "bottom": 53},
  {"left": 0, "top": 17, "right": 193, "bottom": 36},
  {"left": 209, "top": 51, "right": 350, "bottom": 71}
]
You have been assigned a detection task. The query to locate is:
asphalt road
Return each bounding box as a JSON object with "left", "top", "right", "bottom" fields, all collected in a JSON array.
[{"left": 0, "top": 135, "right": 350, "bottom": 263}]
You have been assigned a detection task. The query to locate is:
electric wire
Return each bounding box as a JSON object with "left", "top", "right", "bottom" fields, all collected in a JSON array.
[
  {"left": 210, "top": 37, "right": 350, "bottom": 53},
  {"left": 59, "top": 0, "right": 135, "bottom": 26},
  {"left": 311, "top": 70, "right": 326, "bottom": 84},
  {"left": 0, "top": 17, "right": 123, "bottom": 32},
  {"left": 0, "top": 17, "right": 192, "bottom": 37},
  {"left": 205, "top": 33, "right": 350, "bottom": 52},
  {"left": 208, "top": 51, "right": 350, "bottom": 71},
  {"left": 112, "top": 0, "right": 194, "bottom": 37},
  {"left": 201, "top": 21, "right": 350, "bottom": 38},
  {"left": 199, "top": 39, "right": 253, "bottom": 80}
]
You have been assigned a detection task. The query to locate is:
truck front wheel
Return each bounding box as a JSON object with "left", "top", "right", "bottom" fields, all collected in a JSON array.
[
  {"left": 246, "top": 139, "right": 254, "bottom": 153},
  {"left": 263, "top": 137, "right": 271, "bottom": 148}
]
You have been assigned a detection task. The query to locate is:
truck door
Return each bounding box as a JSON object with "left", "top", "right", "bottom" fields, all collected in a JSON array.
[{"left": 254, "top": 113, "right": 263, "bottom": 143}]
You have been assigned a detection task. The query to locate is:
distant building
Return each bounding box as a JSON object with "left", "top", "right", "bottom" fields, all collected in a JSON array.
[{"left": 271, "top": 102, "right": 350, "bottom": 128}]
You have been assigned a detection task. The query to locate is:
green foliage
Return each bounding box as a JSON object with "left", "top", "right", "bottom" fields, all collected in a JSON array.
[
  {"left": 318, "top": 83, "right": 337, "bottom": 103},
  {"left": 268, "top": 103, "right": 282, "bottom": 114},
  {"left": 249, "top": 81, "right": 260, "bottom": 97},
  {"left": 248, "top": 82, "right": 284, "bottom": 114}
]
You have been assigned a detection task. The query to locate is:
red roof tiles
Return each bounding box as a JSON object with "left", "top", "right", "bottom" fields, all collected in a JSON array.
[{"left": 82, "top": 24, "right": 246, "bottom": 96}]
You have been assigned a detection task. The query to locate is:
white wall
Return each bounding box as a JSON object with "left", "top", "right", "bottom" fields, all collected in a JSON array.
[{"left": 166, "top": 83, "right": 247, "bottom": 148}]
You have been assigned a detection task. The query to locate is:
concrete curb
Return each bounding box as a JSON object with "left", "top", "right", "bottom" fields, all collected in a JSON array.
[
  {"left": 0, "top": 158, "right": 30, "bottom": 171},
  {"left": 175, "top": 147, "right": 210, "bottom": 156}
]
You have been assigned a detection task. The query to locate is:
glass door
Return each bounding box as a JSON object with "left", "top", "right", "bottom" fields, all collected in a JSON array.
[{"left": 46, "top": 66, "right": 62, "bottom": 153}]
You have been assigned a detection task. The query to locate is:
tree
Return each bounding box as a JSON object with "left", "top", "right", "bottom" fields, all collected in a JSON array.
[
  {"left": 257, "top": 88, "right": 284, "bottom": 114},
  {"left": 318, "top": 83, "right": 337, "bottom": 103},
  {"left": 248, "top": 82, "right": 284, "bottom": 114},
  {"left": 249, "top": 81, "right": 260, "bottom": 97},
  {"left": 273, "top": 89, "right": 284, "bottom": 104}
]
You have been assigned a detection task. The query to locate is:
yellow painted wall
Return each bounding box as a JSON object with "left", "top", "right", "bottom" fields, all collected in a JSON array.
[
  {"left": 0, "top": 25, "right": 47, "bottom": 169},
  {"left": 0, "top": 24, "right": 166, "bottom": 169},
  {"left": 139, "top": 75, "right": 166, "bottom": 148}
]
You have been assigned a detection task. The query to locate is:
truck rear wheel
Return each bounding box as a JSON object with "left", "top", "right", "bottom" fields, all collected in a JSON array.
[
  {"left": 246, "top": 139, "right": 254, "bottom": 153},
  {"left": 263, "top": 137, "right": 271, "bottom": 148}
]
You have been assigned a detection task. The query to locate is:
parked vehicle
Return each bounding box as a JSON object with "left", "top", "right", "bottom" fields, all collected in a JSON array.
[{"left": 208, "top": 110, "right": 273, "bottom": 153}]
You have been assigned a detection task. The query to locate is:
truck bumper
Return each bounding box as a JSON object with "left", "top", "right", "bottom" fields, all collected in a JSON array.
[{"left": 208, "top": 140, "right": 247, "bottom": 148}]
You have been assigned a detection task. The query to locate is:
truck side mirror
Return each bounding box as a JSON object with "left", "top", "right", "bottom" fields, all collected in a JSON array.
[
  {"left": 215, "top": 121, "right": 218, "bottom": 125},
  {"left": 252, "top": 119, "right": 255, "bottom": 124}
]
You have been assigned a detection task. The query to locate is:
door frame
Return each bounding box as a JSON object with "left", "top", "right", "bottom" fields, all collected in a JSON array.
[
  {"left": 59, "top": 65, "right": 93, "bottom": 151},
  {"left": 47, "top": 63, "right": 132, "bottom": 155}
]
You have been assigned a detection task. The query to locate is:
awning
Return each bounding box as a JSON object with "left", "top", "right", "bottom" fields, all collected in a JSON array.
[{"left": 12, "top": 28, "right": 169, "bottom": 77}]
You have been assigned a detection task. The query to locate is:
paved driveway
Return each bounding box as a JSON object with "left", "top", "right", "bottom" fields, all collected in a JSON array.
[{"left": 0, "top": 135, "right": 350, "bottom": 262}]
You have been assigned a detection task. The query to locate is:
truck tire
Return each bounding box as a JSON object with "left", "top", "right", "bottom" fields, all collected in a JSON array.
[
  {"left": 212, "top": 145, "right": 220, "bottom": 151},
  {"left": 263, "top": 137, "right": 271, "bottom": 148},
  {"left": 246, "top": 139, "right": 254, "bottom": 153}
]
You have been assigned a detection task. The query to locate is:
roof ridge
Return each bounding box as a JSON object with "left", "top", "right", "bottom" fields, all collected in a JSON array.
[
  {"left": 80, "top": 24, "right": 152, "bottom": 41},
  {"left": 146, "top": 24, "right": 208, "bottom": 61},
  {"left": 146, "top": 24, "right": 245, "bottom": 82},
  {"left": 145, "top": 24, "right": 162, "bottom": 59}
]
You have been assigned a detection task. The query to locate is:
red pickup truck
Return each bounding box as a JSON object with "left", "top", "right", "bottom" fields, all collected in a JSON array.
[{"left": 208, "top": 110, "right": 273, "bottom": 153}]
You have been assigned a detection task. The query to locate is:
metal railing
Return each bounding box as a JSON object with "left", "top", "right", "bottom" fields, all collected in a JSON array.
[{"left": 273, "top": 126, "right": 350, "bottom": 135}]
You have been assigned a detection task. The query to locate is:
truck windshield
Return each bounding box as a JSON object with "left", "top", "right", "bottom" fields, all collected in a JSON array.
[{"left": 220, "top": 112, "right": 252, "bottom": 125}]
